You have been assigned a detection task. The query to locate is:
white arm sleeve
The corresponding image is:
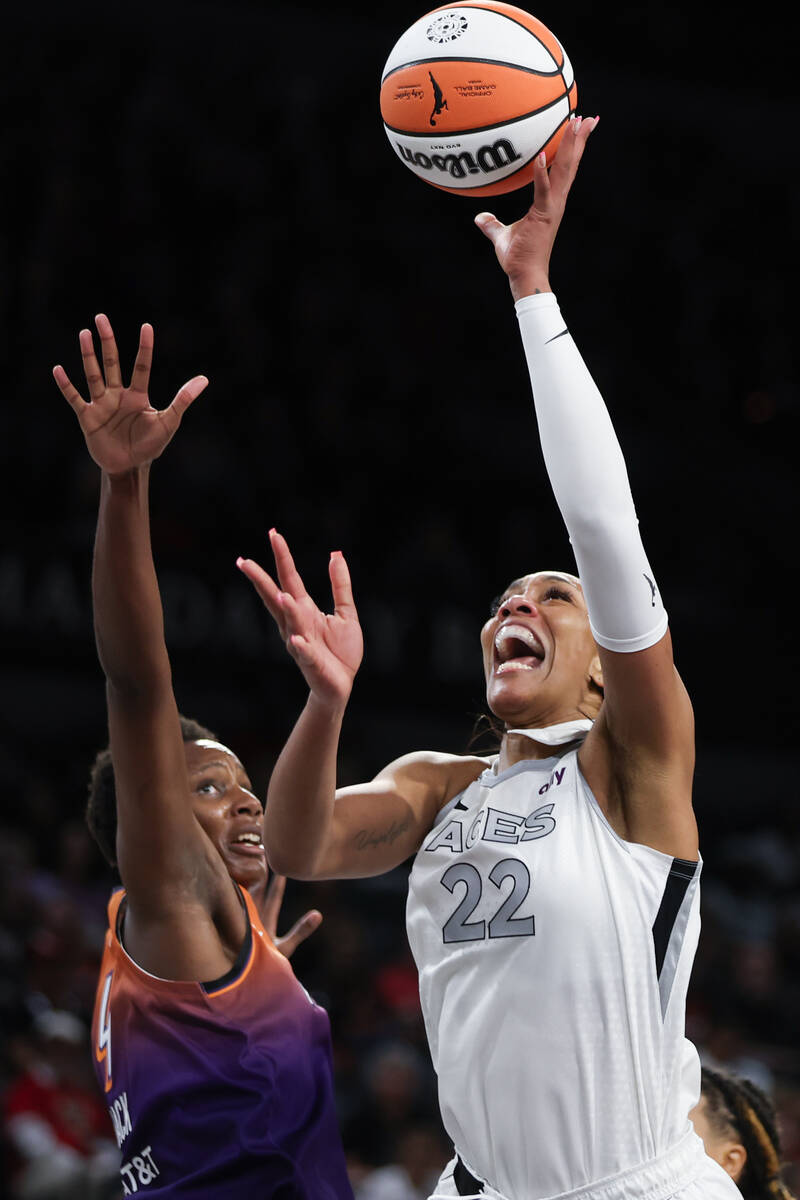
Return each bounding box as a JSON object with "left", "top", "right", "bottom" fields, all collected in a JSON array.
[{"left": 516, "top": 291, "right": 668, "bottom": 653}]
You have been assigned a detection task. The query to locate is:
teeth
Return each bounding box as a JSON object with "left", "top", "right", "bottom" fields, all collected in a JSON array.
[
  {"left": 236, "top": 833, "right": 262, "bottom": 845},
  {"left": 494, "top": 624, "right": 544, "bottom": 660}
]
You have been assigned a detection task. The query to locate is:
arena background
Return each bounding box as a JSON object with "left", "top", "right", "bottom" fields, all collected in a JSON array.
[{"left": 1, "top": 0, "right": 797, "bottom": 1195}]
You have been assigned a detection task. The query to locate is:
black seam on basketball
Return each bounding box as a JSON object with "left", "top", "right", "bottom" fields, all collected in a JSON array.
[
  {"left": 382, "top": 55, "right": 562, "bottom": 85},
  {"left": 433, "top": 3, "right": 563, "bottom": 70},
  {"left": 384, "top": 91, "right": 570, "bottom": 140}
]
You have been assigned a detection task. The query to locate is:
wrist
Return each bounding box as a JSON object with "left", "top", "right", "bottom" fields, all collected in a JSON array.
[
  {"left": 305, "top": 689, "right": 350, "bottom": 724},
  {"left": 509, "top": 274, "right": 552, "bottom": 303},
  {"left": 104, "top": 463, "right": 151, "bottom": 489}
]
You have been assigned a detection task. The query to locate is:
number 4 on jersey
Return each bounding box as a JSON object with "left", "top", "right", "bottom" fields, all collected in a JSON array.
[{"left": 96, "top": 969, "right": 113, "bottom": 1093}]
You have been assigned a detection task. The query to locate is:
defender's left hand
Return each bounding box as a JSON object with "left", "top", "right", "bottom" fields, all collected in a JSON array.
[{"left": 259, "top": 872, "right": 322, "bottom": 959}]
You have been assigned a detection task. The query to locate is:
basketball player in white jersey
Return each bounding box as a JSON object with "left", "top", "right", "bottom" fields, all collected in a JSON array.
[{"left": 238, "top": 117, "right": 740, "bottom": 1200}]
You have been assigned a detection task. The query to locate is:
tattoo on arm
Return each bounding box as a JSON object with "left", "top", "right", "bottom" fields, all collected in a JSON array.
[{"left": 353, "top": 818, "right": 411, "bottom": 852}]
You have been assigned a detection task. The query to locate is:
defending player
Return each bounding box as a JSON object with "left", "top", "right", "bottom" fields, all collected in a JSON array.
[
  {"left": 691, "top": 1068, "right": 796, "bottom": 1199},
  {"left": 238, "top": 118, "right": 742, "bottom": 1199},
  {"left": 53, "top": 322, "right": 353, "bottom": 1198}
]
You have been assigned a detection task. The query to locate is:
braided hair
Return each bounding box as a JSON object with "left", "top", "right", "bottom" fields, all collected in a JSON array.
[{"left": 701, "top": 1066, "right": 796, "bottom": 1200}]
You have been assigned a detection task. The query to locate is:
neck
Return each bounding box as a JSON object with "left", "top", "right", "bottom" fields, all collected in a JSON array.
[
  {"left": 497, "top": 732, "right": 579, "bottom": 772},
  {"left": 496, "top": 715, "right": 593, "bottom": 772}
]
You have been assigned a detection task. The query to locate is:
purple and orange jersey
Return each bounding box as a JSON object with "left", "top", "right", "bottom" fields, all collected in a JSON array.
[{"left": 91, "top": 886, "right": 353, "bottom": 1198}]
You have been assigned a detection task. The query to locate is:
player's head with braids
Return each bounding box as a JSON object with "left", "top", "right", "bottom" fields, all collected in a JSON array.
[
  {"left": 86, "top": 714, "right": 217, "bottom": 867},
  {"left": 692, "top": 1065, "right": 796, "bottom": 1200}
]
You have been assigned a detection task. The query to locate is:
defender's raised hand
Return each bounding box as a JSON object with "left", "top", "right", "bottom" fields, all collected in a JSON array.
[
  {"left": 237, "top": 529, "right": 363, "bottom": 707},
  {"left": 54, "top": 314, "right": 208, "bottom": 474},
  {"left": 475, "top": 114, "right": 598, "bottom": 300},
  {"left": 258, "top": 873, "right": 323, "bottom": 960}
]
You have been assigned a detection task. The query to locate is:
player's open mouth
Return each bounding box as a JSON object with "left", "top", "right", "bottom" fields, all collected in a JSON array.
[
  {"left": 231, "top": 832, "right": 265, "bottom": 856},
  {"left": 494, "top": 623, "right": 545, "bottom": 674}
]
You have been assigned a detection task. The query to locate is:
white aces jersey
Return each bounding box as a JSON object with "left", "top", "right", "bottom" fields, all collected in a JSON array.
[{"left": 406, "top": 747, "right": 702, "bottom": 1200}]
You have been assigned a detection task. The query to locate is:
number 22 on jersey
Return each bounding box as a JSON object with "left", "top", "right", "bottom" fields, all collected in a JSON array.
[{"left": 441, "top": 859, "right": 535, "bottom": 943}]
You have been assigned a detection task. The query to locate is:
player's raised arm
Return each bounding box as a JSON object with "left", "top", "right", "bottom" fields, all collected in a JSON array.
[
  {"left": 475, "top": 116, "right": 696, "bottom": 859},
  {"left": 238, "top": 533, "right": 484, "bottom": 878},
  {"left": 54, "top": 317, "right": 211, "bottom": 910}
]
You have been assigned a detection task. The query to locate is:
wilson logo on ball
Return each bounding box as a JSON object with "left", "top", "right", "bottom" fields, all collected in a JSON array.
[
  {"left": 380, "top": 1, "right": 578, "bottom": 197},
  {"left": 395, "top": 138, "right": 522, "bottom": 179}
]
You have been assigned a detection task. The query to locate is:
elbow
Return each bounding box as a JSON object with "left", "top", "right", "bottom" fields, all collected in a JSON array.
[
  {"left": 96, "top": 633, "right": 173, "bottom": 698},
  {"left": 563, "top": 502, "right": 638, "bottom": 549},
  {"left": 264, "top": 844, "right": 296, "bottom": 877},
  {"left": 264, "top": 839, "right": 324, "bottom": 882}
]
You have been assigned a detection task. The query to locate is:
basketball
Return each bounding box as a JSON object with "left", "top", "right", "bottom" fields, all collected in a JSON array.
[{"left": 379, "top": 2, "right": 577, "bottom": 197}]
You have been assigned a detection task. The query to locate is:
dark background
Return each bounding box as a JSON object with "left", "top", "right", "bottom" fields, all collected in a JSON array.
[{"left": 1, "top": 0, "right": 798, "bottom": 1194}]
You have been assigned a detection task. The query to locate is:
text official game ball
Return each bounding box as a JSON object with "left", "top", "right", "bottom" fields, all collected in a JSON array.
[{"left": 379, "top": 2, "right": 577, "bottom": 197}]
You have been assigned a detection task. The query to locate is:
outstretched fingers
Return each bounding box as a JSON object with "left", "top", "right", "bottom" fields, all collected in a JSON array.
[
  {"left": 530, "top": 149, "right": 552, "bottom": 209},
  {"left": 261, "top": 873, "right": 323, "bottom": 957},
  {"left": 329, "top": 551, "right": 357, "bottom": 619},
  {"left": 269, "top": 529, "right": 310, "bottom": 602},
  {"left": 259, "top": 872, "right": 286, "bottom": 938},
  {"left": 168, "top": 374, "right": 208, "bottom": 419},
  {"left": 236, "top": 556, "right": 286, "bottom": 630},
  {"left": 236, "top": 556, "right": 315, "bottom": 657},
  {"left": 130, "top": 322, "right": 155, "bottom": 395},
  {"left": 547, "top": 115, "right": 598, "bottom": 201},
  {"left": 94, "top": 313, "right": 123, "bottom": 390},
  {"left": 154, "top": 374, "right": 207, "bottom": 443},
  {"left": 79, "top": 327, "right": 106, "bottom": 401},
  {"left": 53, "top": 364, "right": 88, "bottom": 415},
  {"left": 474, "top": 210, "right": 505, "bottom": 246},
  {"left": 276, "top": 908, "right": 323, "bottom": 959}
]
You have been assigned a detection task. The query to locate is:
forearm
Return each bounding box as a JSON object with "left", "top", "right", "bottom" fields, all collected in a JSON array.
[
  {"left": 265, "top": 692, "right": 346, "bottom": 877},
  {"left": 92, "top": 467, "right": 172, "bottom": 692},
  {"left": 517, "top": 292, "right": 667, "bottom": 652}
]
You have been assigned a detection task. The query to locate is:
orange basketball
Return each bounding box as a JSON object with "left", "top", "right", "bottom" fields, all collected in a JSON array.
[{"left": 379, "top": 2, "right": 577, "bottom": 197}]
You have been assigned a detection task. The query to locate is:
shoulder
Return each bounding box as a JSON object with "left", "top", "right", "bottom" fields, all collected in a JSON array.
[
  {"left": 375, "top": 750, "right": 489, "bottom": 793},
  {"left": 369, "top": 751, "right": 490, "bottom": 828},
  {"left": 317, "top": 753, "right": 491, "bottom": 879},
  {"left": 578, "top": 708, "right": 698, "bottom": 860}
]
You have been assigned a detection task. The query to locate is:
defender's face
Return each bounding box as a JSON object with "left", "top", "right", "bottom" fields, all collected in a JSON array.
[
  {"left": 688, "top": 1096, "right": 745, "bottom": 1184},
  {"left": 184, "top": 740, "right": 267, "bottom": 891},
  {"left": 480, "top": 572, "right": 597, "bottom": 726},
  {"left": 688, "top": 1096, "right": 717, "bottom": 1155}
]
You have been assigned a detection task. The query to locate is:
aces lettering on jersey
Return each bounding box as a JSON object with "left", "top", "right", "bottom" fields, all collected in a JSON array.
[
  {"left": 423, "top": 765, "right": 565, "bottom": 944},
  {"left": 425, "top": 767, "right": 564, "bottom": 854}
]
